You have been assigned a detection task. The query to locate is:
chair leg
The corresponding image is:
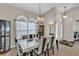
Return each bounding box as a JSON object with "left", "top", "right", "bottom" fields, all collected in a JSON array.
[
  {"left": 17, "top": 53, "right": 18, "bottom": 56},
  {"left": 44, "top": 52, "right": 46, "bottom": 56},
  {"left": 32, "top": 50, "right": 39, "bottom": 56},
  {"left": 47, "top": 49, "right": 49, "bottom": 56},
  {"left": 52, "top": 48, "right": 54, "bottom": 54},
  {"left": 23, "top": 52, "right": 27, "bottom": 56},
  {"left": 56, "top": 40, "right": 59, "bottom": 50},
  {"left": 26, "top": 53, "right": 29, "bottom": 56},
  {"left": 30, "top": 50, "right": 33, "bottom": 56}
]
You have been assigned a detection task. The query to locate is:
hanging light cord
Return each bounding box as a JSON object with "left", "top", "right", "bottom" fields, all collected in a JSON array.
[
  {"left": 64, "top": 6, "right": 66, "bottom": 15},
  {"left": 39, "top": 3, "right": 41, "bottom": 17},
  {"left": 37, "top": 3, "right": 44, "bottom": 22}
]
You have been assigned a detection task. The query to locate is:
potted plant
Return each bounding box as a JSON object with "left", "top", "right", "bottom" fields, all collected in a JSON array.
[{"left": 38, "top": 31, "right": 44, "bottom": 39}]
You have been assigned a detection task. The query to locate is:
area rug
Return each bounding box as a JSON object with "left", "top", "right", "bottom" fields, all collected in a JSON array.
[{"left": 59, "top": 40, "right": 74, "bottom": 47}]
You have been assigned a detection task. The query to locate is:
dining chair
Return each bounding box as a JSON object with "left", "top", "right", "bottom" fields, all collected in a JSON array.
[
  {"left": 15, "top": 39, "right": 23, "bottom": 56},
  {"left": 32, "top": 38, "right": 48, "bottom": 56},
  {"left": 46, "top": 36, "right": 55, "bottom": 56},
  {"left": 33, "top": 34, "right": 35, "bottom": 38},
  {"left": 29, "top": 34, "right": 33, "bottom": 39},
  {"left": 56, "top": 39, "right": 59, "bottom": 50},
  {"left": 36, "top": 34, "right": 39, "bottom": 38},
  {"left": 15, "top": 35, "right": 29, "bottom": 56},
  {"left": 34, "top": 34, "right": 39, "bottom": 40},
  {"left": 23, "top": 35, "right": 28, "bottom": 39}
]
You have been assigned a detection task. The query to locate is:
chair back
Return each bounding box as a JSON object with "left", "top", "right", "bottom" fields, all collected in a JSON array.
[
  {"left": 36, "top": 34, "right": 39, "bottom": 37},
  {"left": 15, "top": 34, "right": 23, "bottom": 56},
  {"left": 38, "top": 38, "right": 47, "bottom": 54},
  {"left": 15, "top": 39, "right": 22, "bottom": 56},
  {"left": 23, "top": 35, "right": 28, "bottom": 39},
  {"left": 16, "top": 35, "right": 22, "bottom": 40},
  {"left": 29, "top": 34, "right": 33, "bottom": 39},
  {"left": 43, "top": 37, "right": 49, "bottom": 52},
  {"left": 33, "top": 34, "right": 36, "bottom": 38},
  {"left": 48, "top": 36, "right": 54, "bottom": 49}
]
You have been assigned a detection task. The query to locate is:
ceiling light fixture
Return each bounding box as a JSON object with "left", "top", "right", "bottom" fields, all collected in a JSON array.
[
  {"left": 36, "top": 3, "right": 44, "bottom": 23},
  {"left": 63, "top": 6, "right": 68, "bottom": 18}
]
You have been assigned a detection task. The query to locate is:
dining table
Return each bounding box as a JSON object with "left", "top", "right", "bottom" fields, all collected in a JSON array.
[
  {"left": 17, "top": 38, "right": 39, "bottom": 56},
  {"left": 17, "top": 36, "right": 57, "bottom": 56}
]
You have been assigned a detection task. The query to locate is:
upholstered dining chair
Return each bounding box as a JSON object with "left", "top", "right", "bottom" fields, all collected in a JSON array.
[
  {"left": 29, "top": 34, "right": 33, "bottom": 39},
  {"left": 15, "top": 35, "right": 29, "bottom": 56},
  {"left": 33, "top": 34, "right": 35, "bottom": 38},
  {"left": 15, "top": 39, "right": 23, "bottom": 56},
  {"left": 33, "top": 34, "right": 39, "bottom": 40},
  {"left": 46, "top": 36, "right": 55, "bottom": 56},
  {"left": 23, "top": 35, "right": 28, "bottom": 39},
  {"left": 32, "top": 38, "right": 48, "bottom": 56},
  {"left": 56, "top": 39, "right": 59, "bottom": 50},
  {"left": 15, "top": 35, "right": 22, "bottom": 56},
  {"left": 36, "top": 34, "right": 39, "bottom": 38}
]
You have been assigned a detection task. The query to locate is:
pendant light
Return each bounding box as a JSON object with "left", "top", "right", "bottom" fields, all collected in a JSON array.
[
  {"left": 63, "top": 6, "right": 68, "bottom": 18},
  {"left": 36, "top": 3, "right": 44, "bottom": 23}
]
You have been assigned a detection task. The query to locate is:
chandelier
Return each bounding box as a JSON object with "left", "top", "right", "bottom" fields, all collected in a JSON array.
[
  {"left": 36, "top": 3, "right": 44, "bottom": 23},
  {"left": 63, "top": 6, "right": 68, "bottom": 18}
]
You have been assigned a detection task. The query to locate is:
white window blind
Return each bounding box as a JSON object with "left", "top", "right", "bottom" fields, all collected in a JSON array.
[{"left": 16, "top": 19, "right": 36, "bottom": 35}]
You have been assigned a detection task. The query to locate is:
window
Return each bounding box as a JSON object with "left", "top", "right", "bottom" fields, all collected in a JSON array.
[
  {"left": 55, "top": 15, "right": 63, "bottom": 40},
  {"left": 56, "top": 23, "right": 62, "bottom": 39},
  {"left": 28, "top": 22, "right": 36, "bottom": 34},
  {"left": 16, "top": 21, "right": 28, "bottom": 35},
  {"left": 16, "top": 17, "right": 37, "bottom": 36}
]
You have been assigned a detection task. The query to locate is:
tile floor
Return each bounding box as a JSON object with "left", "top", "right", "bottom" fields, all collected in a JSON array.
[{"left": 0, "top": 41, "right": 79, "bottom": 56}]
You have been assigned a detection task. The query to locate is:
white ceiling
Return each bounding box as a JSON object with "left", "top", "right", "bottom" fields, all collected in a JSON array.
[{"left": 6, "top": 3, "right": 79, "bottom": 15}]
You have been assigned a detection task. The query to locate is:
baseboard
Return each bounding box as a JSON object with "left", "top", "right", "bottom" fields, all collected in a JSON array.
[{"left": 11, "top": 45, "right": 16, "bottom": 48}]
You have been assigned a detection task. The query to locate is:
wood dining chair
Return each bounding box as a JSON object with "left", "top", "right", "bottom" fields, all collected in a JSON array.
[
  {"left": 46, "top": 36, "right": 55, "bottom": 56},
  {"left": 32, "top": 38, "right": 48, "bottom": 56}
]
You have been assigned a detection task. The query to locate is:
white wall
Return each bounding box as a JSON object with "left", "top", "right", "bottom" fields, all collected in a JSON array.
[{"left": 0, "top": 4, "right": 37, "bottom": 48}]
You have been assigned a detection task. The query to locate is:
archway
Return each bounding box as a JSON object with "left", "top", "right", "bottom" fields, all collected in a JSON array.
[{"left": 55, "top": 14, "right": 63, "bottom": 40}]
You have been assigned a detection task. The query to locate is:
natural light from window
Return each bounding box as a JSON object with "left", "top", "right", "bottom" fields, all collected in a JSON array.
[{"left": 16, "top": 16, "right": 37, "bottom": 36}]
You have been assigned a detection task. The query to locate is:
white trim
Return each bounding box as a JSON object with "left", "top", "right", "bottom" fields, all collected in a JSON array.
[
  {"left": 17, "top": 15, "right": 27, "bottom": 21},
  {"left": 11, "top": 45, "right": 16, "bottom": 48}
]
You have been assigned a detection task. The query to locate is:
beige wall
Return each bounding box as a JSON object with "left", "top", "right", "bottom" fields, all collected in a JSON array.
[
  {"left": 43, "top": 8, "right": 56, "bottom": 36},
  {"left": 0, "top": 4, "right": 37, "bottom": 48},
  {"left": 63, "top": 7, "right": 79, "bottom": 41},
  {"left": 63, "top": 15, "right": 73, "bottom": 41},
  {"left": 70, "top": 7, "right": 79, "bottom": 32},
  {"left": 43, "top": 8, "right": 63, "bottom": 41}
]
